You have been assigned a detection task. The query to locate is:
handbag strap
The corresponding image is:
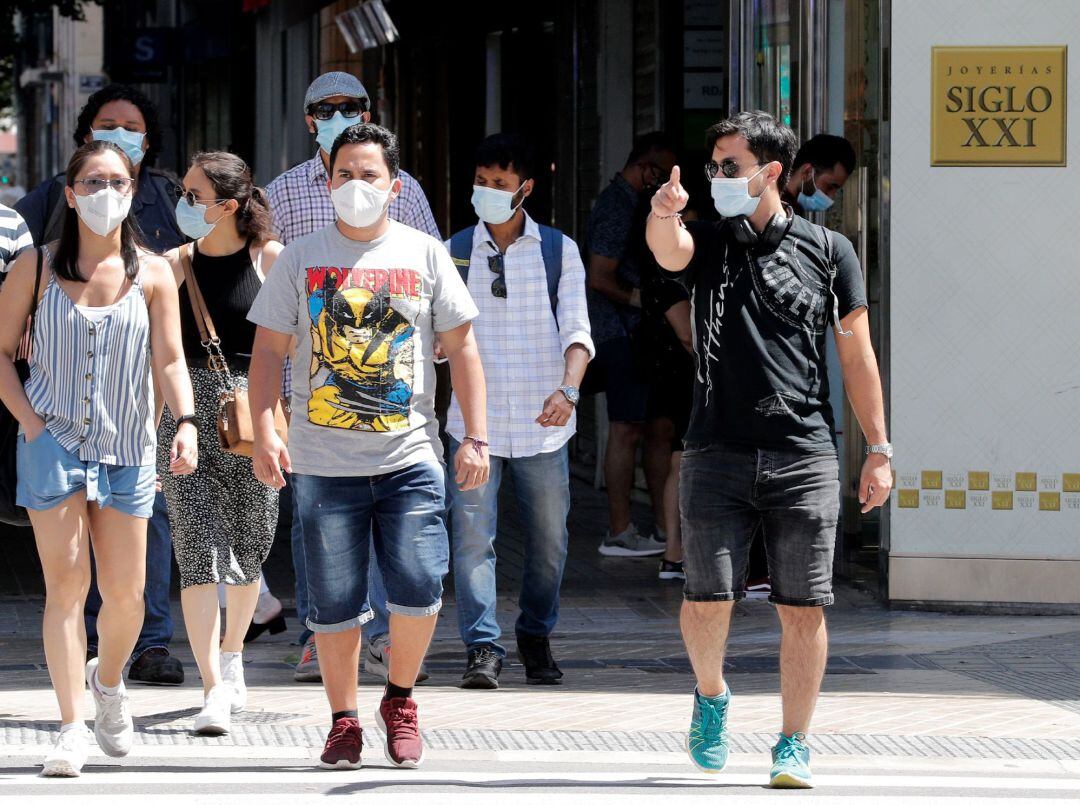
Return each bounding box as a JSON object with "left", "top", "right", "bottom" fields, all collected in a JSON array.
[{"left": 179, "top": 243, "right": 234, "bottom": 387}]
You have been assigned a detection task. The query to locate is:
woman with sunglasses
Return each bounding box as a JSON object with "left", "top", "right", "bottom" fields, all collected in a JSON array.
[
  {"left": 0, "top": 140, "right": 196, "bottom": 777},
  {"left": 161, "top": 152, "right": 284, "bottom": 735}
]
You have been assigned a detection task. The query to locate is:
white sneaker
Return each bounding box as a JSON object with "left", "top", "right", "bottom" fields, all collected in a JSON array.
[
  {"left": 194, "top": 685, "right": 232, "bottom": 735},
  {"left": 221, "top": 651, "right": 246, "bottom": 714},
  {"left": 85, "top": 658, "right": 133, "bottom": 757},
  {"left": 598, "top": 523, "right": 666, "bottom": 557},
  {"left": 41, "top": 726, "right": 91, "bottom": 777}
]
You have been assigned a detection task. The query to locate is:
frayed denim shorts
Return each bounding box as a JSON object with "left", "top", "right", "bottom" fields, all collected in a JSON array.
[{"left": 16, "top": 428, "right": 156, "bottom": 518}]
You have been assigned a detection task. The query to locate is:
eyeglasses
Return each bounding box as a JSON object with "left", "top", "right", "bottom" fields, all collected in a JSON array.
[
  {"left": 704, "top": 159, "right": 765, "bottom": 181},
  {"left": 74, "top": 177, "right": 134, "bottom": 195},
  {"left": 307, "top": 100, "right": 367, "bottom": 121},
  {"left": 172, "top": 186, "right": 229, "bottom": 208},
  {"left": 487, "top": 253, "right": 507, "bottom": 299}
]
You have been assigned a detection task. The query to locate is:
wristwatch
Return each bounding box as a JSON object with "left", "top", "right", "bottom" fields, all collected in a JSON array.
[
  {"left": 558, "top": 385, "right": 580, "bottom": 406},
  {"left": 865, "top": 443, "right": 893, "bottom": 460}
]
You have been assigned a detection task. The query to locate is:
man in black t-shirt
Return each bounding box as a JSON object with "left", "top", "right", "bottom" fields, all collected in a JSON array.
[{"left": 645, "top": 111, "right": 891, "bottom": 789}]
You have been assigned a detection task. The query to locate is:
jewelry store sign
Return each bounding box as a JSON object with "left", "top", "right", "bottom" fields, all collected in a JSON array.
[{"left": 931, "top": 46, "right": 1067, "bottom": 166}]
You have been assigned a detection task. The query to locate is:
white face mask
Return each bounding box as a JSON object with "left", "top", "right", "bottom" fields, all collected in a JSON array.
[
  {"left": 73, "top": 186, "right": 133, "bottom": 237},
  {"left": 471, "top": 183, "right": 524, "bottom": 225},
  {"left": 330, "top": 179, "right": 391, "bottom": 228},
  {"left": 710, "top": 165, "right": 768, "bottom": 218}
]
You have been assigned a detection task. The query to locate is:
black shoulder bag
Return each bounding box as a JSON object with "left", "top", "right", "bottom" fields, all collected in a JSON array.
[{"left": 0, "top": 249, "right": 45, "bottom": 525}]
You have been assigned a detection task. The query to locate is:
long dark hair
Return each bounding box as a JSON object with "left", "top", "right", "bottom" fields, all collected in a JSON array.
[
  {"left": 53, "top": 141, "right": 144, "bottom": 283},
  {"left": 74, "top": 83, "right": 161, "bottom": 167},
  {"left": 190, "top": 152, "right": 276, "bottom": 243}
]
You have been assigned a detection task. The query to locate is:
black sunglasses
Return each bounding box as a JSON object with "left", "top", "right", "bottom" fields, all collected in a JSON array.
[
  {"left": 487, "top": 253, "right": 506, "bottom": 299},
  {"left": 705, "top": 159, "right": 765, "bottom": 181},
  {"left": 307, "top": 100, "right": 367, "bottom": 121}
]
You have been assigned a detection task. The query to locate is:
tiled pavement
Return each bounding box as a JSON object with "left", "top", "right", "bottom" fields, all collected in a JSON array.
[{"left": 2, "top": 473, "right": 1080, "bottom": 798}]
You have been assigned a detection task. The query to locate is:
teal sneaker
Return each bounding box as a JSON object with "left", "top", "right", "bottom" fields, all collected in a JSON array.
[
  {"left": 770, "top": 732, "right": 813, "bottom": 788},
  {"left": 685, "top": 686, "right": 730, "bottom": 773}
]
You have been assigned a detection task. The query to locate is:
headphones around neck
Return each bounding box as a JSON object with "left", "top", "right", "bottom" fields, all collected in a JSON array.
[{"left": 725, "top": 202, "right": 795, "bottom": 253}]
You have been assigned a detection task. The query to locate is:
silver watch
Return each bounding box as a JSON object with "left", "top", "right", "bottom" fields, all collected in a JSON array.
[
  {"left": 865, "top": 443, "right": 893, "bottom": 459},
  {"left": 558, "top": 385, "right": 580, "bottom": 406}
]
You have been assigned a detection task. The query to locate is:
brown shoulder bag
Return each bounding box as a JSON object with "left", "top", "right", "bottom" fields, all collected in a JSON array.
[{"left": 179, "top": 243, "right": 288, "bottom": 456}]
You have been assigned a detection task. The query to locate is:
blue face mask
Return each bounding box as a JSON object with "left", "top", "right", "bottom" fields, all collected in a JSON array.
[
  {"left": 91, "top": 127, "right": 146, "bottom": 166},
  {"left": 710, "top": 165, "right": 768, "bottom": 218},
  {"left": 174, "top": 198, "right": 224, "bottom": 240},
  {"left": 315, "top": 112, "right": 359, "bottom": 155},
  {"left": 471, "top": 183, "right": 524, "bottom": 225},
  {"left": 798, "top": 186, "right": 834, "bottom": 212}
]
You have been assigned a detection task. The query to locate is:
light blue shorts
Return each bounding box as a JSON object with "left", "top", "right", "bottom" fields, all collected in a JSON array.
[{"left": 16, "top": 429, "right": 156, "bottom": 518}]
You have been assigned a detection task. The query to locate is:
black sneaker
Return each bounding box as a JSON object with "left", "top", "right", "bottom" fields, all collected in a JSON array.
[
  {"left": 516, "top": 634, "right": 563, "bottom": 685},
  {"left": 127, "top": 647, "right": 185, "bottom": 685},
  {"left": 461, "top": 646, "right": 503, "bottom": 690},
  {"left": 658, "top": 559, "right": 686, "bottom": 581}
]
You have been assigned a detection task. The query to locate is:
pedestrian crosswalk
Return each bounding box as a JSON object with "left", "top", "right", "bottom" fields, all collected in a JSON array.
[{"left": 2, "top": 757, "right": 1078, "bottom": 801}]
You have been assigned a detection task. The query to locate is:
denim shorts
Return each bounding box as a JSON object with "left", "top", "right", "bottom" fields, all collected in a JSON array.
[
  {"left": 291, "top": 461, "right": 449, "bottom": 633},
  {"left": 680, "top": 442, "right": 840, "bottom": 607},
  {"left": 16, "top": 429, "right": 156, "bottom": 518}
]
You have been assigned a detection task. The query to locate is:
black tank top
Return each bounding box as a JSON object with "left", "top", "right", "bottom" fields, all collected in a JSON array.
[{"left": 179, "top": 239, "right": 263, "bottom": 362}]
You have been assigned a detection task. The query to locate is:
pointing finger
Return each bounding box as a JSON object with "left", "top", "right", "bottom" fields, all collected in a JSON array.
[{"left": 670, "top": 164, "right": 681, "bottom": 189}]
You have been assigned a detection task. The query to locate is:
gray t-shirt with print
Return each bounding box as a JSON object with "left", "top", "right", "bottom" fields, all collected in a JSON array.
[{"left": 248, "top": 220, "right": 478, "bottom": 477}]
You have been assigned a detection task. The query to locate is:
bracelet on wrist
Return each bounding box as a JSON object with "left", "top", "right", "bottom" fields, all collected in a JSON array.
[
  {"left": 463, "top": 435, "right": 489, "bottom": 456},
  {"left": 650, "top": 210, "right": 682, "bottom": 221},
  {"left": 176, "top": 414, "right": 198, "bottom": 429}
]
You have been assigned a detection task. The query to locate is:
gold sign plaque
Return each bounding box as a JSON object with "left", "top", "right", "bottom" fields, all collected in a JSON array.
[
  {"left": 898, "top": 489, "right": 920, "bottom": 508},
  {"left": 931, "top": 46, "right": 1067, "bottom": 166},
  {"left": 968, "top": 471, "right": 990, "bottom": 491},
  {"left": 1040, "top": 492, "right": 1061, "bottom": 511},
  {"left": 945, "top": 490, "right": 967, "bottom": 509},
  {"left": 922, "top": 471, "right": 943, "bottom": 490}
]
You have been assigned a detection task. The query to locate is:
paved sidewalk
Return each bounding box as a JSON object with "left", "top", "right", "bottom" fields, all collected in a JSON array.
[{"left": 1, "top": 474, "right": 1079, "bottom": 800}]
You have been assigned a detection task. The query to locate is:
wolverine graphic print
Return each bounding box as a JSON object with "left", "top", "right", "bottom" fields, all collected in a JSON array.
[{"left": 305, "top": 266, "right": 422, "bottom": 432}]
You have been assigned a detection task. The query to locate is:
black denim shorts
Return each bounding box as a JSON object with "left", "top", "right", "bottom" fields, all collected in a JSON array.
[{"left": 680, "top": 442, "right": 840, "bottom": 607}]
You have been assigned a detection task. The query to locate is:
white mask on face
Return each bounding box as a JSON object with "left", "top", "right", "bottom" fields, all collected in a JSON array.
[
  {"left": 330, "top": 179, "right": 391, "bottom": 228},
  {"left": 710, "top": 164, "right": 769, "bottom": 218},
  {"left": 73, "top": 186, "right": 133, "bottom": 237},
  {"left": 471, "top": 183, "right": 524, "bottom": 225}
]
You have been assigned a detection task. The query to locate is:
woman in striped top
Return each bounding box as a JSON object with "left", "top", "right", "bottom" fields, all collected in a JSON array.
[{"left": 0, "top": 141, "right": 197, "bottom": 777}]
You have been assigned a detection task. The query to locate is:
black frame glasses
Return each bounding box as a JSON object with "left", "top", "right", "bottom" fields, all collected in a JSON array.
[
  {"left": 74, "top": 177, "right": 134, "bottom": 195},
  {"left": 307, "top": 100, "right": 367, "bottom": 121},
  {"left": 172, "top": 186, "right": 229, "bottom": 208},
  {"left": 487, "top": 253, "right": 506, "bottom": 299},
  {"left": 704, "top": 159, "right": 765, "bottom": 181}
]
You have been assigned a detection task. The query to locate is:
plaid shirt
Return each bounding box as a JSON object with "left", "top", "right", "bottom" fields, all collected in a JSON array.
[
  {"left": 445, "top": 213, "right": 594, "bottom": 458},
  {"left": 266, "top": 152, "right": 441, "bottom": 397}
]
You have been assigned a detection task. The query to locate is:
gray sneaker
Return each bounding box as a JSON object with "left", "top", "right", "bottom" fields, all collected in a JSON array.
[
  {"left": 85, "top": 658, "right": 133, "bottom": 757},
  {"left": 364, "top": 634, "right": 430, "bottom": 684},
  {"left": 599, "top": 523, "right": 666, "bottom": 557},
  {"left": 294, "top": 635, "right": 322, "bottom": 683}
]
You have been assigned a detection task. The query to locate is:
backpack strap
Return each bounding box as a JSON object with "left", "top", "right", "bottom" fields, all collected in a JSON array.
[
  {"left": 820, "top": 225, "right": 852, "bottom": 338},
  {"left": 449, "top": 227, "right": 474, "bottom": 285},
  {"left": 538, "top": 224, "right": 563, "bottom": 329}
]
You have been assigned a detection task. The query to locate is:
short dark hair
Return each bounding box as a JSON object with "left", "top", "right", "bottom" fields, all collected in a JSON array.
[
  {"left": 328, "top": 123, "right": 400, "bottom": 178},
  {"left": 626, "top": 131, "right": 675, "bottom": 167},
  {"left": 475, "top": 133, "right": 535, "bottom": 181},
  {"left": 792, "top": 134, "right": 857, "bottom": 175},
  {"left": 74, "top": 84, "right": 161, "bottom": 167},
  {"left": 705, "top": 111, "right": 799, "bottom": 189}
]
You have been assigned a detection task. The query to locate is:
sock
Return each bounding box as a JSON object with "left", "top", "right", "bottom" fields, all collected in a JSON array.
[
  {"left": 92, "top": 667, "right": 121, "bottom": 697},
  {"left": 331, "top": 709, "right": 358, "bottom": 726},
  {"left": 383, "top": 682, "right": 412, "bottom": 701},
  {"left": 59, "top": 721, "right": 86, "bottom": 734},
  {"left": 696, "top": 684, "right": 728, "bottom": 701},
  {"left": 221, "top": 650, "right": 242, "bottom": 662}
]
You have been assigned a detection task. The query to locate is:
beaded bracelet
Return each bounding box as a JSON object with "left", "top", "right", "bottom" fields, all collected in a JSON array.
[
  {"left": 650, "top": 211, "right": 682, "bottom": 221},
  {"left": 463, "top": 436, "right": 489, "bottom": 456}
]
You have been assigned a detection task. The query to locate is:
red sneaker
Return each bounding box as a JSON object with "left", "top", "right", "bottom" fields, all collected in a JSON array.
[
  {"left": 319, "top": 717, "right": 363, "bottom": 770},
  {"left": 376, "top": 697, "right": 423, "bottom": 768}
]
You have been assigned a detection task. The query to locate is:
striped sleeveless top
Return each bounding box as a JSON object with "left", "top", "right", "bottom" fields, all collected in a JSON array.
[{"left": 25, "top": 249, "right": 155, "bottom": 467}]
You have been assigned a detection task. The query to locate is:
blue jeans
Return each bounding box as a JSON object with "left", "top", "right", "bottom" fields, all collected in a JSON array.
[
  {"left": 85, "top": 490, "right": 174, "bottom": 659},
  {"left": 292, "top": 462, "right": 449, "bottom": 633},
  {"left": 447, "top": 438, "right": 570, "bottom": 657},
  {"left": 291, "top": 486, "right": 391, "bottom": 644}
]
